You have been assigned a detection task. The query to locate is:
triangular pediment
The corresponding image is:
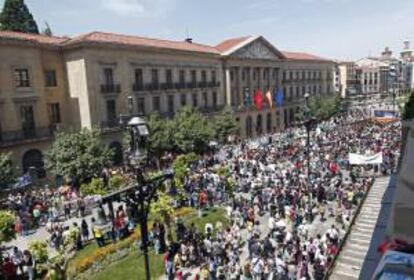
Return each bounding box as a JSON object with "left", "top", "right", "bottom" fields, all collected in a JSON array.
[{"left": 228, "top": 36, "right": 285, "bottom": 60}]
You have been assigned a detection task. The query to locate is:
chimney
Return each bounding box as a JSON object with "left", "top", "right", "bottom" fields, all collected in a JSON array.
[{"left": 185, "top": 38, "right": 193, "bottom": 43}]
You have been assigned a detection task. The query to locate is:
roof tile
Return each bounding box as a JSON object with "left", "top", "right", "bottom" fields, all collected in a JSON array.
[
  {"left": 0, "top": 30, "right": 68, "bottom": 45},
  {"left": 64, "top": 31, "right": 220, "bottom": 54},
  {"left": 281, "top": 51, "right": 330, "bottom": 61},
  {"left": 215, "top": 36, "right": 251, "bottom": 53}
]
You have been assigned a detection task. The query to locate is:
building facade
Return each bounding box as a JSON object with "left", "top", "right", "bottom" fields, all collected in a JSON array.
[
  {"left": 0, "top": 31, "right": 335, "bottom": 176},
  {"left": 338, "top": 42, "right": 414, "bottom": 99}
]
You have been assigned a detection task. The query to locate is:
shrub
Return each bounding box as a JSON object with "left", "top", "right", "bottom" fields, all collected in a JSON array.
[
  {"left": 80, "top": 178, "right": 107, "bottom": 196},
  {"left": 29, "top": 240, "right": 49, "bottom": 263},
  {"left": 108, "top": 175, "right": 125, "bottom": 190},
  {"left": 172, "top": 153, "right": 199, "bottom": 188},
  {"left": 0, "top": 210, "right": 16, "bottom": 243}
]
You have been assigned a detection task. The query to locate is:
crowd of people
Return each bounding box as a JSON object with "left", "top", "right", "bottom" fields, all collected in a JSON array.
[
  {"left": 160, "top": 113, "right": 400, "bottom": 280},
  {"left": 1, "top": 111, "right": 401, "bottom": 280}
]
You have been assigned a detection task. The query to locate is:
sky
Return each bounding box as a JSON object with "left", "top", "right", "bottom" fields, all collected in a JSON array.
[{"left": 1, "top": 0, "right": 413, "bottom": 60}]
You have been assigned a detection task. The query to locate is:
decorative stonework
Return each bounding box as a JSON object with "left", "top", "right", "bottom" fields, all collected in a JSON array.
[{"left": 232, "top": 40, "right": 279, "bottom": 60}]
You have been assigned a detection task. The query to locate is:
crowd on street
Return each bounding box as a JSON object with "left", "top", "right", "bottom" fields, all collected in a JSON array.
[
  {"left": 1, "top": 111, "right": 401, "bottom": 280},
  {"left": 160, "top": 113, "right": 400, "bottom": 280}
]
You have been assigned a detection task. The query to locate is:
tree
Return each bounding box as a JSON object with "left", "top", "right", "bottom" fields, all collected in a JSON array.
[
  {"left": 173, "top": 107, "right": 214, "bottom": 154},
  {"left": 172, "top": 152, "right": 199, "bottom": 187},
  {"left": 0, "top": 210, "right": 16, "bottom": 243},
  {"left": 213, "top": 107, "right": 239, "bottom": 144},
  {"left": 0, "top": 153, "right": 15, "bottom": 190},
  {"left": 146, "top": 113, "right": 174, "bottom": 162},
  {"left": 308, "top": 95, "right": 341, "bottom": 120},
  {"left": 46, "top": 128, "right": 113, "bottom": 184},
  {"left": 42, "top": 21, "right": 52, "bottom": 36},
  {"left": 150, "top": 192, "right": 174, "bottom": 226},
  {"left": 80, "top": 178, "right": 107, "bottom": 196},
  {"left": 403, "top": 91, "right": 414, "bottom": 120},
  {"left": 0, "top": 0, "right": 39, "bottom": 34}
]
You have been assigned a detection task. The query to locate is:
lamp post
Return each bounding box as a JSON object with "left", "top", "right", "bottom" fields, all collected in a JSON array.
[
  {"left": 303, "top": 93, "right": 317, "bottom": 208},
  {"left": 117, "top": 116, "right": 173, "bottom": 280}
]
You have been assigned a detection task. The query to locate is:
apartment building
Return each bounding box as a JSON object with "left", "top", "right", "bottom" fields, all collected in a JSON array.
[{"left": 0, "top": 31, "right": 335, "bottom": 176}]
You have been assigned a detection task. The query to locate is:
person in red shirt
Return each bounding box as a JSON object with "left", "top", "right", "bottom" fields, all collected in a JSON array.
[{"left": 2, "top": 257, "right": 17, "bottom": 280}]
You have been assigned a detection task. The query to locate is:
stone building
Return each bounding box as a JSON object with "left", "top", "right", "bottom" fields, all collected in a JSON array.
[{"left": 0, "top": 31, "right": 334, "bottom": 176}]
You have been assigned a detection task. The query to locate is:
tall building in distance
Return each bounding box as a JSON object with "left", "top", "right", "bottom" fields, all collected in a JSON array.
[{"left": 0, "top": 31, "right": 335, "bottom": 175}]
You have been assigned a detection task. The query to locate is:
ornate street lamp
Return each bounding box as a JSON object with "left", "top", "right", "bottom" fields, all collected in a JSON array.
[
  {"left": 110, "top": 108, "right": 174, "bottom": 280},
  {"left": 303, "top": 93, "right": 318, "bottom": 209}
]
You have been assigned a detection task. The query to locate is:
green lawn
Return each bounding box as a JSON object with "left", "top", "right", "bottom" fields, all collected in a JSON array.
[
  {"left": 185, "top": 207, "right": 229, "bottom": 233},
  {"left": 91, "top": 251, "right": 164, "bottom": 280},
  {"left": 86, "top": 207, "right": 228, "bottom": 280}
]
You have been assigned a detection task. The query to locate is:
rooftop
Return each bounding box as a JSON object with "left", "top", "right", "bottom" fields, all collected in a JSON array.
[
  {"left": 0, "top": 30, "right": 330, "bottom": 60},
  {"left": 63, "top": 31, "right": 220, "bottom": 54}
]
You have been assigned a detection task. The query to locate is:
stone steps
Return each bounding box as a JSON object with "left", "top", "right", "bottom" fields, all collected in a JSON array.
[{"left": 330, "top": 176, "right": 390, "bottom": 280}]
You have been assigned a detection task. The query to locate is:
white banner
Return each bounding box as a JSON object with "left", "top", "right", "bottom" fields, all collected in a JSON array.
[{"left": 349, "top": 152, "right": 383, "bottom": 165}]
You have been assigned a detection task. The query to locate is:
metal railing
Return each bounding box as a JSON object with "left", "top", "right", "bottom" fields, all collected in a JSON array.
[
  {"left": 132, "top": 83, "right": 144, "bottom": 92},
  {"left": 0, "top": 126, "right": 55, "bottom": 145},
  {"left": 101, "top": 84, "right": 121, "bottom": 93}
]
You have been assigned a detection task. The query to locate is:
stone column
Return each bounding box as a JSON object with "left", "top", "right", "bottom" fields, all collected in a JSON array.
[
  {"left": 225, "top": 68, "right": 232, "bottom": 106},
  {"left": 236, "top": 67, "right": 241, "bottom": 106}
]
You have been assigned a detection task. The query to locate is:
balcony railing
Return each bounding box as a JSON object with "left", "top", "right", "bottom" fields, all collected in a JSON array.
[
  {"left": 198, "top": 81, "right": 207, "bottom": 88},
  {"left": 132, "top": 81, "right": 221, "bottom": 91},
  {"left": 0, "top": 126, "right": 54, "bottom": 146},
  {"left": 160, "top": 83, "right": 174, "bottom": 90},
  {"left": 132, "top": 83, "right": 144, "bottom": 92},
  {"left": 101, "top": 84, "right": 121, "bottom": 93},
  {"left": 145, "top": 83, "right": 160, "bottom": 91},
  {"left": 100, "top": 119, "right": 121, "bottom": 129},
  {"left": 186, "top": 82, "right": 197, "bottom": 89},
  {"left": 174, "top": 83, "right": 185, "bottom": 89}
]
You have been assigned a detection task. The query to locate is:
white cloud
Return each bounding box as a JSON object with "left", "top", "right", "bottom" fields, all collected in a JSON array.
[
  {"left": 100, "top": 0, "right": 176, "bottom": 17},
  {"left": 101, "top": 0, "right": 145, "bottom": 16}
]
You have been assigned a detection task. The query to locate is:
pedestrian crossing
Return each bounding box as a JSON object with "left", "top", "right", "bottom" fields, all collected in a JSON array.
[{"left": 330, "top": 176, "right": 390, "bottom": 280}]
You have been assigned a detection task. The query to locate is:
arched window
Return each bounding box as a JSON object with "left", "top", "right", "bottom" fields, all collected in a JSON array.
[
  {"left": 246, "top": 116, "right": 253, "bottom": 138},
  {"left": 109, "top": 141, "right": 123, "bottom": 166},
  {"left": 266, "top": 113, "right": 272, "bottom": 133},
  {"left": 22, "top": 149, "right": 45, "bottom": 178},
  {"left": 256, "top": 114, "right": 263, "bottom": 135}
]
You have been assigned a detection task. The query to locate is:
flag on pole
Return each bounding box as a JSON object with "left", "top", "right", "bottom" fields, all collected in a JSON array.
[
  {"left": 244, "top": 90, "right": 252, "bottom": 106},
  {"left": 254, "top": 89, "right": 263, "bottom": 111},
  {"left": 275, "top": 88, "right": 284, "bottom": 107},
  {"left": 266, "top": 89, "right": 272, "bottom": 108}
]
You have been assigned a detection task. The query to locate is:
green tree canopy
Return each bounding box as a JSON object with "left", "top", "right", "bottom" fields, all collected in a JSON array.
[
  {"left": 308, "top": 95, "right": 341, "bottom": 120},
  {"left": 213, "top": 107, "right": 239, "bottom": 144},
  {"left": 150, "top": 192, "right": 174, "bottom": 226},
  {"left": 403, "top": 91, "right": 414, "bottom": 120},
  {"left": 0, "top": 153, "right": 15, "bottom": 190},
  {"left": 173, "top": 107, "right": 214, "bottom": 154},
  {"left": 0, "top": 210, "right": 16, "bottom": 243},
  {"left": 146, "top": 113, "right": 174, "bottom": 158},
  {"left": 45, "top": 128, "right": 113, "bottom": 183},
  {"left": 0, "top": 0, "right": 39, "bottom": 34},
  {"left": 42, "top": 21, "right": 52, "bottom": 36}
]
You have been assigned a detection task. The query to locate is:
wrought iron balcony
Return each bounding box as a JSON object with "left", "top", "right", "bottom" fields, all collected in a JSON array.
[
  {"left": 132, "top": 83, "right": 144, "bottom": 92},
  {"left": 198, "top": 82, "right": 207, "bottom": 88},
  {"left": 145, "top": 83, "right": 160, "bottom": 91},
  {"left": 186, "top": 82, "right": 197, "bottom": 89},
  {"left": 160, "top": 83, "right": 174, "bottom": 90},
  {"left": 100, "top": 119, "right": 121, "bottom": 130},
  {"left": 101, "top": 84, "right": 121, "bottom": 93},
  {"left": 0, "top": 126, "right": 55, "bottom": 146},
  {"left": 174, "top": 83, "right": 185, "bottom": 89}
]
